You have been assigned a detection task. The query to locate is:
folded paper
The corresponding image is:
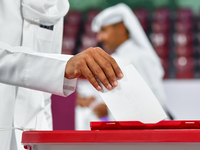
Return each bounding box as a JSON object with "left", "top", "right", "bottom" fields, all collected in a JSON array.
[{"left": 98, "top": 64, "right": 167, "bottom": 123}]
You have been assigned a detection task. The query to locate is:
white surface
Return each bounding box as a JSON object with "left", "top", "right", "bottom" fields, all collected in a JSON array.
[
  {"left": 98, "top": 64, "right": 167, "bottom": 123},
  {"left": 164, "top": 79, "right": 200, "bottom": 120}
]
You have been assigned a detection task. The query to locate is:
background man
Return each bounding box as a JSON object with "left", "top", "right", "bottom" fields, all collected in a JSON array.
[{"left": 91, "top": 3, "right": 172, "bottom": 120}]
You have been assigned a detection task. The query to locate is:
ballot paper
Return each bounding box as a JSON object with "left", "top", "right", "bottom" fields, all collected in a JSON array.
[{"left": 98, "top": 64, "right": 167, "bottom": 123}]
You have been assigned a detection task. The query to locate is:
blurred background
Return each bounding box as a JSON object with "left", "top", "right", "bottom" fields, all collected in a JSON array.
[{"left": 51, "top": 0, "right": 200, "bottom": 130}]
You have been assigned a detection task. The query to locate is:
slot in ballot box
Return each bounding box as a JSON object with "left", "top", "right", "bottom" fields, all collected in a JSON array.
[{"left": 22, "top": 121, "right": 200, "bottom": 150}]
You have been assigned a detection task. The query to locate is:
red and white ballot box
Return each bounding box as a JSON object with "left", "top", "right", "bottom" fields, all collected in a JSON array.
[{"left": 22, "top": 120, "right": 200, "bottom": 150}]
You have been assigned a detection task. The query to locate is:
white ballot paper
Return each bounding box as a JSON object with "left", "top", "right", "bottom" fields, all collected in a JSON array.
[{"left": 98, "top": 64, "right": 167, "bottom": 123}]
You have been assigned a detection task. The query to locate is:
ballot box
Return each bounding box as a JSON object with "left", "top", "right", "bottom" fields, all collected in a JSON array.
[{"left": 22, "top": 121, "right": 200, "bottom": 150}]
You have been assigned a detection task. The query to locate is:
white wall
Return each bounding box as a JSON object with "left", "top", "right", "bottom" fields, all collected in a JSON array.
[{"left": 164, "top": 79, "right": 200, "bottom": 120}]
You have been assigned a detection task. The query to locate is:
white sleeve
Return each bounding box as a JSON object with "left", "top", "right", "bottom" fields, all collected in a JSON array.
[{"left": 0, "top": 41, "right": 77, "bottom": 97}]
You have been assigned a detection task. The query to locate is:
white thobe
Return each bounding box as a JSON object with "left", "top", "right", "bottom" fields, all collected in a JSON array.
[
  {"left": 0, "top": 0, "right": 76, "bottom": 149},
  {"left": 111, "top": 39, "right": 167, "bottom": 110}
]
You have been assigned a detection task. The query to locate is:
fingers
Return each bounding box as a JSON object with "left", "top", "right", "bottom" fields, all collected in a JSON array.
[
  {"left": 76, "top": 59, "right": 102, "bottom": 91},
  {"left": 85, "top": 52, "right": 114, "bottom": 90},
  {"left": 90, "top": 47, "right": 124, "bottom": 88},
  {"left": 95, "top": 47, "right": 124, "bottom": 79},
  {"left": 65, "top": 47, "right": 124, "bottom": 91},
  {"left": 77, "top": 51, "right": 112, "bottom": 90}
]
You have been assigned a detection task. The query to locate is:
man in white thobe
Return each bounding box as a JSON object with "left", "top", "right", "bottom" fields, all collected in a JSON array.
[
  {"left": 0, "top": 1, "right": 123, "bottom": 149},
  {"left": 91, "top": 3, "right": 172, "bottom": 119}
]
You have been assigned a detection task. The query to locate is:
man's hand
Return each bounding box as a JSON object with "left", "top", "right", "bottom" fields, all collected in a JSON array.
[
  {"left": 76, "top": 95, "right": 95, "bottom": 107},
  {"left": 65, "top": 47, "right": 124, "bottom": 91},
  {"left": 93, "top": 103, "right": 108, "bottom": 118}
]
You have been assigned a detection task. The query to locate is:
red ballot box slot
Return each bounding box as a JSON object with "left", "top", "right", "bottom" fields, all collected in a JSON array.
[{"left": 90, "top": 120, "right": 200, "bottom": 130}]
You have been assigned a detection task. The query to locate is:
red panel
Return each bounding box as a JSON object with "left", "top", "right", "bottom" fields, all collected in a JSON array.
[
  {"left": 150, "top": 32, "right": 169, "bottom": 47},
  {"left": 154, "top": 8, "right": 170, "bottom": 23},
  {"left": 51, "top": 92, "right": 77, "bottom": 130},
  {"left": 175, "top": 45, "right": 193, "bottom": 57},
  {"left": 177, "top": 8, "right": 193, "bottom": 21},
  {"left": 174, "top": 57, "right": 195, "bottom": 79},
  {"left": 133, "top": 9, "right": 148, "bottom": 31},
  {"left": 154, "top": 46, "right": 169, "bottom": 59},
  {"left": 173, "top": 32, "right": 193, "bottom": 46},
  {"left": 152, "top": 21, "right": 170, "bottom": 33},
  {"left": 84, "top": 21, "right": 96, "bottom": 35},
  {"left": 134, "top": 9, "right": 148, "bottom": 22},
  {"left": 90, "top": 120, "right": 200, "bottom": 130},
  {"left": 65, "top": 11, "right": 81, "bottom": 25},
  {"left": 87, "top": 10, "right": 101, "bottom": 22},
  {"left": 22, "top": 129, "right": 200, "bottom": 143},
  {"left": 175, "top": 20, "right": 193, "bottom": 33},
  {"left": 63, "top": 24, "right": 80, "bottom": 36}
]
